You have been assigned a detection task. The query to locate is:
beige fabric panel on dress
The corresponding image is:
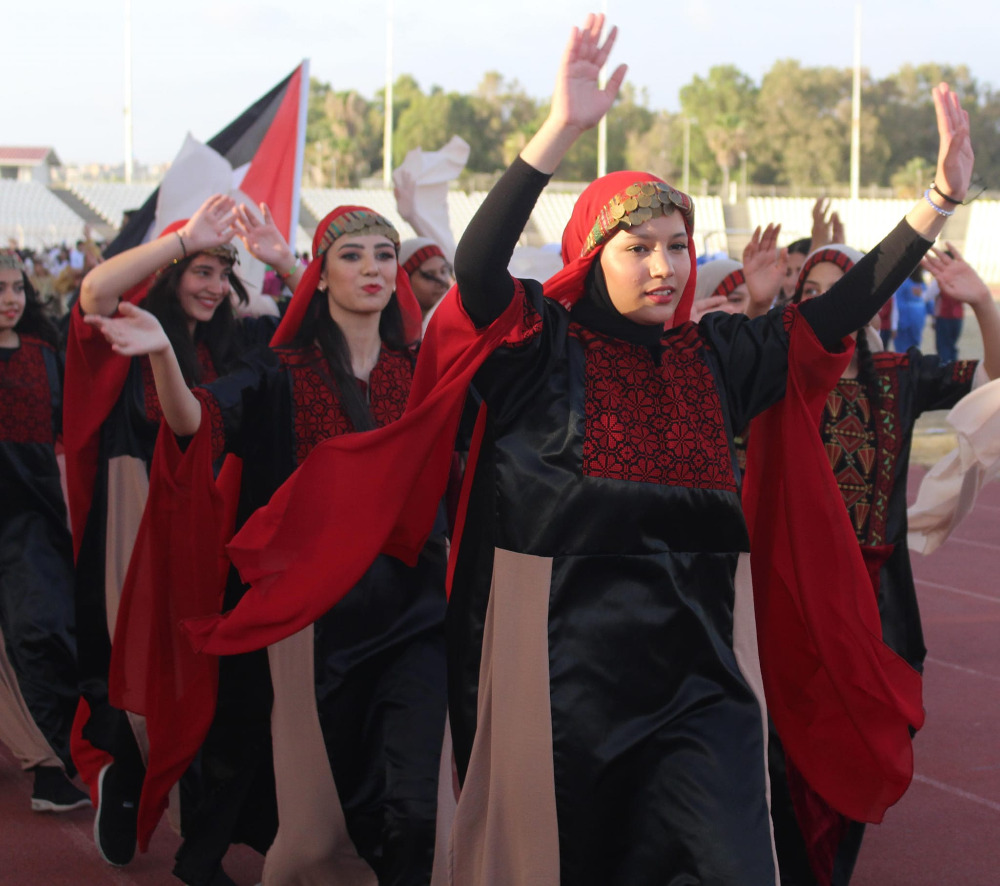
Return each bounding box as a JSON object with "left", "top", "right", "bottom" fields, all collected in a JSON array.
[
  {"left": 448, "top": 548, "right": 560, "bottom": 886},
  {"left": 104, "top": 454, "right": 149, "bottom": 637},
  {"left": 0, "top": 626, "right": 63, "bottom": 770},
  {"left": 732, "top": 551, "right": 779, "bottom": 885},
  {"left": 263, "top": 627, "right": 376, "bottom": 886},
  {"left": 429, "top": 711, "right": 459, "bottom": 886}
]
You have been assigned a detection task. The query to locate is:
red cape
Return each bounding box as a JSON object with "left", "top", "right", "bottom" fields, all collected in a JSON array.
[{"left": 743, "top": 313, "right": 924, "bottom": 828}]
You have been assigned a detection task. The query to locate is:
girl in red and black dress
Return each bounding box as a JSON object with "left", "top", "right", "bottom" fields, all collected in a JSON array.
[
  {"left": 768, "top": 241, "right": 1000, "bottom": 886},
  {"left": 0, "top": 249, "right": 89, "bottom": 814},
  {"left": 87, "top": 205, "right": 446, "bottom": 886},
  {"left": 65, "top": 194, "right": 274, "bottom": 879}
]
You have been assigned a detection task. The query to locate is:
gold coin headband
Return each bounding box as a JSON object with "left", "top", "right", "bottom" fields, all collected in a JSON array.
[
  {"left": 0, "top": 249, "right": 26, "bottom": 272},
  {"left": 317, "top": 210, "right": 400, "bottom": 256},
  {"left": 582, "top": 181, "right": 694, "bottom": 256}
]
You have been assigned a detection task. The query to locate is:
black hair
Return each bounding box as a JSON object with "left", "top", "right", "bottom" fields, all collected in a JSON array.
[
  {"left": 140, "top": 253, "right": 249, "bottom": 386},
  {"left": 289, "top": 287, "right": 410, "bottom": 433},
  {"left": 787, "top": 238, "right": 811, "bottom": 256},
  {"left": 13, "top": 272, "right": 60, "bottom": 349},
  {"left": 854, "top": 328, "right": 882, "bottom": 410}
]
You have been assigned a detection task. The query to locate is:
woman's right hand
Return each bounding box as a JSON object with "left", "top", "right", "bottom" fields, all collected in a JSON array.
[
  {"left": 177, "top": 194, "right": 238, "bottom": 255},
  {"left": 520, "top": 15, "right": 627, "bottom": 175},
  {"left": 549, "top": 13, "right": 627, "bottom": 135},
  {"left": 84, "top": 301, "right": 171, "bottom": 357}
]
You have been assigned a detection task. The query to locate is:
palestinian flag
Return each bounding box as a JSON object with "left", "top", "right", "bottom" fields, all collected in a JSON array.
[{"left": 105, "top": 60, "right": 309, "bottom": 257}]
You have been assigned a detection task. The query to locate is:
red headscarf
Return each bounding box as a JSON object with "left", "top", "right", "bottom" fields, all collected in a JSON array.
[
  {"left": 542, "top": 170, "right": 697, "bottom": 326},
  {"left": 272, "top": 205, "right": 422, "bottom": 347}
]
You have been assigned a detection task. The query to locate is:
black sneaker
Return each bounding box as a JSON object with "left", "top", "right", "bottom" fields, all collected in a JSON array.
[
  {"left": 31, "top": 766, "right": 91, "bottom": 813},
  {"left": 93, "top": 762, "right": 139, "bottom": 866}
]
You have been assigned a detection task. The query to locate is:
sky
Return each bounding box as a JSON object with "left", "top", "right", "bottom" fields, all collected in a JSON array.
[{"left": 7, "top": 0, "right": 999, "bottom": 166}]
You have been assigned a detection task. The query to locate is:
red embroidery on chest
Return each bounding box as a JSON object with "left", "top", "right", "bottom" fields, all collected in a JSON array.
[
  {"left": 281, "top": 346, "right": 412, "bottom": 466},
  {"left": 141, "top": 342, "right": 218, "bottom": 424},
  {"left": 576, "top": 326, "right": 737, "bottom": 491},
  {"left": 0, "top": 338, "right": 55, "bottom": 444}
]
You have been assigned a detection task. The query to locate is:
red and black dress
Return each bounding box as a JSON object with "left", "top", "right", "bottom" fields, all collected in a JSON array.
[
  {"left": 191, "top": 340, "right": 448, "bottom": 886},
  {"left": 771, "top": 349, "right": 979, "bottom": 886},
  {"left": 445, "top": 158, "right": 934, "bottom": 886},
  {"left": 0, "top": 335, "right": 79, "bottom": 774}
]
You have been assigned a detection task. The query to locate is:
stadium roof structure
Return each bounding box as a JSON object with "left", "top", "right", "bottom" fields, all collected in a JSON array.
[{"left": 0, "top": 146, "right": 61, "bottom": 168}]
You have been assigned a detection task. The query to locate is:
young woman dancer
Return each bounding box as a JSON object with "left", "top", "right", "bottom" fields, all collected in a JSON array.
[
  {"left": 0, "top": 250, "right": 89, "bottom": 814},
  {"left": 65, "top": 194, "right": 273, "bottom": 880},
  {"left": 770, "top": 235, "right": 998, "bottom": 886},
  {"left": 87, "top": 204, "right": 444, "bottom": 886},
  {"left": 436, "top": 17, "right": 972, "bottom": 885}
]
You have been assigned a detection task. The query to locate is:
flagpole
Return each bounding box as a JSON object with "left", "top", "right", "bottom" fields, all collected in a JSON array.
[
  {"left": 124, "top": 0, "right": 134, "bottom": 184},
  {"left": 383, "top": 0, "right": 394, "bottom": 188},
  {"left": 596, "top": 0, "right": 608, "bottom": 178},
  {"left": 849, "top": 3, "right": 862, "bottom": 201}
]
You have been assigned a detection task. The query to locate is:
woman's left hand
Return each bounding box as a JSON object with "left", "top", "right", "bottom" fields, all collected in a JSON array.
[
  {"left": 921, "top": 242, "right": 991, "bottom": 305},
  {"left": 234, "top": 203, "right": 297, "bottom": 275},
  {"left": 933, "top": 83, "right": 974, "bottom": 203}
]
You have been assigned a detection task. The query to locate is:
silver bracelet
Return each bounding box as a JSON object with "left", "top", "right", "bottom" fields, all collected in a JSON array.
[{"left": 924, "top": 188, "right": 955, "bottom": 218}]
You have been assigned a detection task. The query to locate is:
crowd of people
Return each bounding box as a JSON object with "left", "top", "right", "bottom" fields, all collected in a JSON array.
[{"left": 2, "top": 15, "right": 998, "bottom": 886}]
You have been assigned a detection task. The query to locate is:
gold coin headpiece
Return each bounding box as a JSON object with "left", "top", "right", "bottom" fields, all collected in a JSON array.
[{"left": 582, "top": 181, "right": 694, "bottom": 256}]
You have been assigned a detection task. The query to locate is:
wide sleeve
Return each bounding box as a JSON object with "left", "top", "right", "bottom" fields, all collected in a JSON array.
[
  {"left": 698, "top": 306, "right": 798, "bottom": 432},
  {"left": 900, "top": 351, "right": 978, "bottom": 415},
  {"left": 191, "top": 346, "right": 283, "bottom": 461}
]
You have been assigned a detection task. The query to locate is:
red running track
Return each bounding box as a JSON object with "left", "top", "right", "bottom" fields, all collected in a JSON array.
[{"left": 1, "top": 469, "right": 997, "bottom": 885}]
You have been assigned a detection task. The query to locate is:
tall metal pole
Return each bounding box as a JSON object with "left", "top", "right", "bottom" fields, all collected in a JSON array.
[
  {"left": 124, "top": 0, "right": 134, "bottom": 184},
  {"left": 682, "top": 117, "right": 691, "bottom": 194},
  {"left": 382, "top": 0, "right": 394, "bottom": 188},
  {"left": 596, "top": 0, "right": 608, "bottom": 178},
  {"left": 849, "top": 3, "right": 862, "bottom": 201}
]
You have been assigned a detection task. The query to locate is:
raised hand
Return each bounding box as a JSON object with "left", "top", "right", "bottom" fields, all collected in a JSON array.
[
  {"left": 234, "top": 202, "right": 296, "bottom": 274},
  {"left": 177, "top": 194, "right": 238, "bottom": 255},
  {"left": 743, "top": 223, "right": 788, "bottom": 316},
  {"left": 810, "top": 198, "right": 843, "bottom": 250},
  {"left": 932, "top": 83, "right": 974, "bottom": 204},
  {"left": 550, "top": 14, "right": 628, "bottom": 135},
  {"left": 84, "top": 301, "right": 171, "bottom": 356},
  {"left": 690, "top": 294, "right": 730, "bottom": 324},
  {"left": 921, "top": 242, "right": 991, "bottom": 305}
]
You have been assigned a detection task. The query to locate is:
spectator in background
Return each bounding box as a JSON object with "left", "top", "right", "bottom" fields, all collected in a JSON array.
[
  {"left": 929, "top": 248, "right": 965, "bottom": 362},
  {"left": 894, "top": 265, "right": 928, "bottom": 351}
]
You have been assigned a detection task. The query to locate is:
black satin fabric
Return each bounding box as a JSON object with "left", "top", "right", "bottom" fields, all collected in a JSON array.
[
  {"left": 450, "top": 280, "right": 794, "bottom": 884},
  {"left": 0, "top": 441, "right": 79, "bottom": 770},
  {"left": 204, "top": 345, "right": 448, "bottom": 884}
]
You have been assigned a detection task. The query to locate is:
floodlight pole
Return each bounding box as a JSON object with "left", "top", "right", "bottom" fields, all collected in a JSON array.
[
  {"left": 383, "top": 0, "right": 394, "bottom": 188},
  {"left": 124, "top": 0, "right": 134, "bottom": 184},
  {"left": 849, "top": 3, "right": 862, "bottom": 201}
]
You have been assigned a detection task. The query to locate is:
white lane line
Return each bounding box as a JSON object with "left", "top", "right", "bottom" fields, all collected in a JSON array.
[
  {"left": 945, "top": 536, "right": 1000, "bottom": 553},
  {"left": 912, "top": 774, "right": 1000, "bottom": 814},
  {"left": 916, "top": 578, "right": 1000, "bottom": 605},
  {"left": 926, "top": 656, "right": 1000, "bottom": 683}
]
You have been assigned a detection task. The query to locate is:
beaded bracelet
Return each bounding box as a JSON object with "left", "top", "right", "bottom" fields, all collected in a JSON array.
[
  {"left": 930, "top": 181, "right": 962, "bottom": 205},
  {"left": 923, "top": 189, "right": 955, "bottom": 218},
  {"left": 172, "top": 230, "right": 188, "bottom": 264}
]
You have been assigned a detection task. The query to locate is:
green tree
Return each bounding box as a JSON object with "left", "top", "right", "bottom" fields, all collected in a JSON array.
[{"left": 679, "top": 66, "right": 758, "bottom": 191}]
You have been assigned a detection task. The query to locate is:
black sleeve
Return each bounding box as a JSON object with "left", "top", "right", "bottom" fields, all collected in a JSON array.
[
  {"left": 798, "top": 219, "right": 932, "bottom": 349},
  {"left": 454, "top": 157, "right": 552, "bottom": 328},
  {"left": 195, "top": 345, "right": 282, "bottom": 459}
]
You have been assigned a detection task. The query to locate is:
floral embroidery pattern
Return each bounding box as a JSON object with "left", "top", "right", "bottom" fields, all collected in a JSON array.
[
  {"left": 142, "top": 342, "right": 217, "bottom": 425},
  {"left": 576, "top": 325, "right": 737, "bottom": 491},
  {"left": 282, "top": 345, "right": 412, "bottom": 466},
  {"left": 0, "top": 337, "right": 54, "bottom": 444}
]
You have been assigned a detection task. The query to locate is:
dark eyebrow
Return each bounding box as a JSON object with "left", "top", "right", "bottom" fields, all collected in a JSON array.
[{"left": 336, "top": 240, "right": 395, "bottom": 251}]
